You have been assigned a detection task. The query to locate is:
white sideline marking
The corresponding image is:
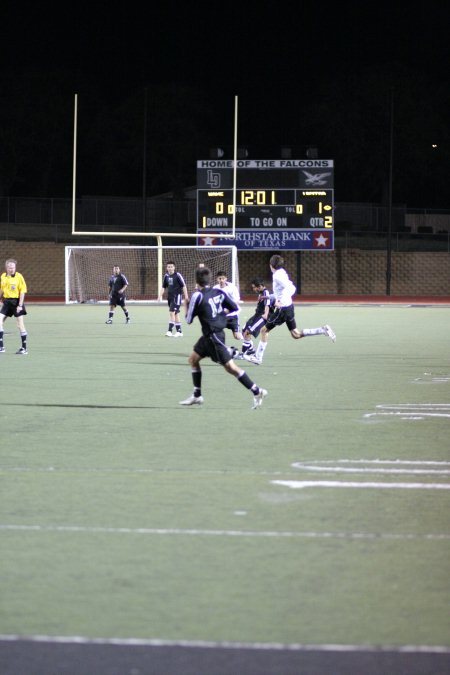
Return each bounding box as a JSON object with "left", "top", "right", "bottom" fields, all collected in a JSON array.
[
  {"left": 414, "top": 374, "right": 450, "bottom": 383},
  {"left": 364, "top": 403, "right": 450, "bottom": 420},
  {"left": 291, "top": 459, "right": 450, "bottom": 475},
  {"left": 273, "top": 480, "right": 450, "bottom": 490},
  {"left": 1, "top": 524, "right": 449, "bottom": 540},
  {"left": 0, "top": 634, "right": 449, "bottom": 653},
  {"left": 294, "top": 460, "right": 450, "bottom": 465}
]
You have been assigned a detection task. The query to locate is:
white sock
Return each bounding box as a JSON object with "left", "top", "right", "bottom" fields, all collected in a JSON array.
[
  {"left": 301, "top": 327, "right": 325, "bottom": 336},
  {"left": 256, "top": 341, "right": 267, "bottom": 360}
]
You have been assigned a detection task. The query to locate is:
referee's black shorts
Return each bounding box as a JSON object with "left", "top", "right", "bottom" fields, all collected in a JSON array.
[{"left": 0, "top": 298, "right": 27, "bottom": 317}]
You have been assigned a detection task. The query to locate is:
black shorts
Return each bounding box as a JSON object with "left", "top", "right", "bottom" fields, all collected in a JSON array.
[
  {"left": 265, "top": 304, "right": 297, "bottom": 332},
  {"left": 193, "top": 330, "right": 232, "bottom": 365},
  {"left": 168, "top": 295, "right": 182, "bottom": 313},
  {"left": 242, "top": 313, "right": 266, "bottom": 338},
  {"left": 0, "top": 298, "right": 27, "bottom": 317},
  {"left": 225, "top": 315, "right": 240, "bottom": 334},
  {"left": 110, "top": 293, "right": 126, "bottom": 308}
]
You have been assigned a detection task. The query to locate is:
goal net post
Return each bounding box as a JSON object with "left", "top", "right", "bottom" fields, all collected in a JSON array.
[{"left": 65, "top": 245, "right": 239, "bottom": 304}]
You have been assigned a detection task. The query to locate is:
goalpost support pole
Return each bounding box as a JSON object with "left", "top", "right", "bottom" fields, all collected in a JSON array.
[
  {"left": 72, "top": 93, "right": 78, "bottom": 235},
  {"left": 233, "top": 95, "right": 238, "bottom": 236},
  {"left": 156, "top": 235, "right": 163, "bottom": 297}
]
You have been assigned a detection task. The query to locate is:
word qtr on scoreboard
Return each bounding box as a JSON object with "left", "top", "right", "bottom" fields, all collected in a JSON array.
[{"left": 196, "top": 159, "right": 334, "bottom": 250}]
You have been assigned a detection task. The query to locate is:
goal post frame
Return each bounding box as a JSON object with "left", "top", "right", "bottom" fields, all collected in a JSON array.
[
  {"left": 64, "top": 244, "right": 239, "bottom": 305},
  {"left": 71, "top": 94, "right": 240, "bottom": 241}
]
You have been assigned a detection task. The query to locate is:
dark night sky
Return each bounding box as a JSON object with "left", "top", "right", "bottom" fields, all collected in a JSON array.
[
  {"left": 1, "top": 1, "right": 449, "bottom": 205},
  {"left": 4, "top": 3, "right": 448, "bottom": 92}
]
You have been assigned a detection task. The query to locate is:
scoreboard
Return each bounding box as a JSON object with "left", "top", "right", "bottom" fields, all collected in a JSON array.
[{"left": 196, "top": 159, "right": 334, "bottom": 250}]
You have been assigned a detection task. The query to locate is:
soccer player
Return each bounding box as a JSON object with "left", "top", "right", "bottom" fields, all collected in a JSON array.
[
  {"left": 158, "top": 261, "right": 189, "bottom": 337},
  {"left": 105, "top": 266, "right": 130, "bottom": 324},
  {"left": 179, "top": 266, "right": 267, "bottom": 409},
  {"left": 0, "top": 258, "right": 29, "bottom": 354},
  {"left": 246, "top": 254, "right": 336, "bottom": 365},
  {"left": 213, "top": 270, "right": 243, "bottom": 341},
  {"left": 240, "top": 278, "right": 274, "bottom": 358}
]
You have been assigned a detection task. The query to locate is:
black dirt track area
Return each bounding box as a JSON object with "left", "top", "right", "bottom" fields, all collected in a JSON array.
[{"left": 1, "top": 640, "right": 449, "bottom": 675}]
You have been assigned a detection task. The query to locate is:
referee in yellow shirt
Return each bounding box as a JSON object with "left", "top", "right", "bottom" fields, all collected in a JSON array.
[{"left": 0, "top": 258, "right": 28, "bottom": 354}]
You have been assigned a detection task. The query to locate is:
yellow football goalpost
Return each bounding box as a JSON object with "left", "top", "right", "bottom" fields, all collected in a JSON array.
[
  {"left": 66, "top": 94, "right": 239, "bottom": 302},
  {"left": 70, "top": 93, "right": 240, "bottom": 290}
]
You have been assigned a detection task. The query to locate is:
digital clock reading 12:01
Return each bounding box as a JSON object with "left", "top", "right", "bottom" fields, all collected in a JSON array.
[
  {"left": 196, "top": 159, "right": 334, "bottom": 250},
  {"left": 198, "top": 189, "right": 333, "bottom": 229}
]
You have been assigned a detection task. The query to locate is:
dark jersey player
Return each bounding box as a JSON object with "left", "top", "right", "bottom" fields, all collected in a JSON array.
[
  {"left": 179, "top": 266, "right": 267, "bottom": 409},
  {"left": 241, "top": 278, "right": 274, "bottom": 358},
  {"left": 105, "top": 266, "right": 130, "bottom": 324},
  {"left": 158, "top": 261, "right": 189, "bottom": 337}
]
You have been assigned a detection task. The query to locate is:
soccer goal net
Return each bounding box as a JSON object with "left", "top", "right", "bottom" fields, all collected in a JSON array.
[{"left": 65, "top": 245, "right": 239, "bottom": 304}]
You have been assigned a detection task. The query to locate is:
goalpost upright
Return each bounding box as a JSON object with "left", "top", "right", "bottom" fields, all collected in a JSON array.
[
  {"left": 70, "top": 94, "right": 241, "bottom": 298},
  {"left": 71, "top": 94, "right": 240, "bottom": 242}
]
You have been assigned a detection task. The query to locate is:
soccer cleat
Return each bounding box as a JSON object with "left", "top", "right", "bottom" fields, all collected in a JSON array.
[
  {"left": 323, "top": 324, "right": 336, "bottom": 342},
  {"left": 165, "top": 331, "right": 173, "bottom": 337},
  {"left": 252, "top": 388, "right": 268, "bottom": 409},
  {"left": 126, "top": 317, "right": 131, "bottom": 324},
  {"left": 174, "top": 332, "right": 183, "bottom": 337},
  {"left": 0, "top": 347, "right": 5, "bottom": 353},
  {"left": 105, "top": 319, "right": 112, "bottom": 324},
  {"left": 16, "top": 347, "right": 28, "bottom": 355},
  {"left": 244, "top": 354, "right": 262, "bottom": 365},
  {"left": 179, "top": 394, "right": 204, "bottom": 406}
]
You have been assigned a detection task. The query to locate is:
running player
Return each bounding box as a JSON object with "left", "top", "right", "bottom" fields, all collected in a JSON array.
[
  {"left": 240, "top": 278, "right": 274, "bottom": 358},
  {"left": 179, "top": 266, "right": 267, "bottom": 409},
  {"left": 247, "top": 254, "right": 336, "bottom": 364}
]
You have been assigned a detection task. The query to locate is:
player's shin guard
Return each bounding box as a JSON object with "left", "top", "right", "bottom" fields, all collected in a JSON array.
[
  {"left": 242, "top": 339, "right": 253, "bottom": 354},
  {"left": 192, "top": 368, "right": 202, "bottom": 392},
  {"left": 236, "top": 370, "right": 254, "bottom": 390}
]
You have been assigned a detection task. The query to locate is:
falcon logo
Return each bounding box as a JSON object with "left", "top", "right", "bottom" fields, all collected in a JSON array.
[{"left": 302, "top": 170, "right": 332, "bottom": 186}]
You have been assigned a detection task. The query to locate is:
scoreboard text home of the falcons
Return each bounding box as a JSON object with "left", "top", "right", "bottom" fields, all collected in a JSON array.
[{"left": 196, "top": 159, "right": 334, "bottom": 250}]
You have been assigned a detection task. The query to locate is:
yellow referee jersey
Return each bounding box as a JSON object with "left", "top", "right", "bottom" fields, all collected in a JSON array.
[{"left": 1, "top": 272, "right": 27, "bottom": 298}]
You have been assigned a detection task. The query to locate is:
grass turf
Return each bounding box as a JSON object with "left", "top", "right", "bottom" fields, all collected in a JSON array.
[{"left": 0, "top": 303, "right": 449, "bottom": 646}]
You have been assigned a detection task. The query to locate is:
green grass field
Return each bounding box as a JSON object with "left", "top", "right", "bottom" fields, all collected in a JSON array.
[{"left": 0, "top": 303, "right": 449, "bottom": 648}]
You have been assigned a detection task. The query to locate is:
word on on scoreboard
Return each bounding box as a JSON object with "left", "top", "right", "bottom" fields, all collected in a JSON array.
[{"left": 196, "top": 159, "right": 334, "bottom": 250}]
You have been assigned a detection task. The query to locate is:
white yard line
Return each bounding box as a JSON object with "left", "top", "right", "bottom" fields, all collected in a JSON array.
[
  {"left": 0, "top": 523, "right": 448, "bottom": 540},
  {"left": 364, "top": 403, "right": 450, "bottom": 420},
  {"left": 272, "top": 480, "right": 450, "bottom": 490},
  {"left": 291, "top": 459, "right": 450, "bottom": 475}
]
